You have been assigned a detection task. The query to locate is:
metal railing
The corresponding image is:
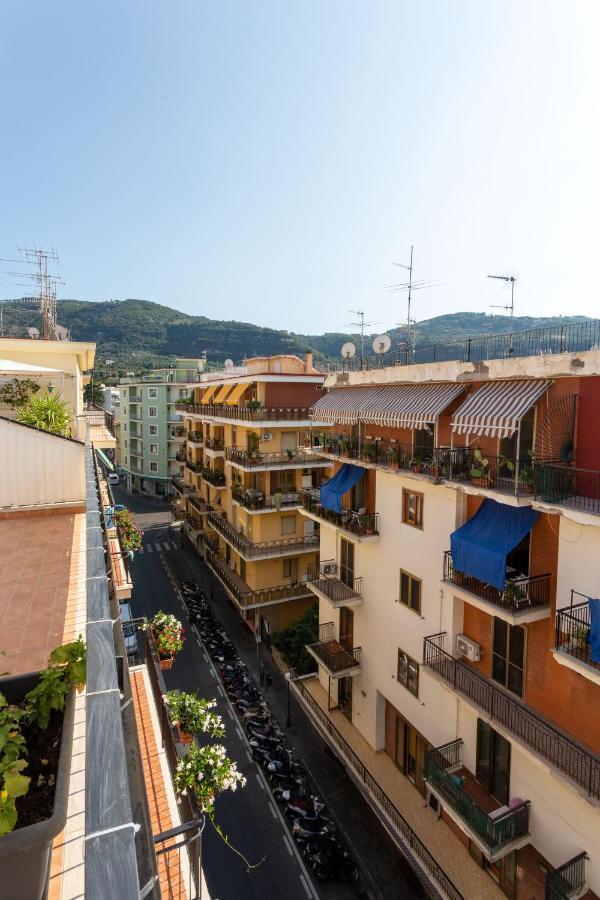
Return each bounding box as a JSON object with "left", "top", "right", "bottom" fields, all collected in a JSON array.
[
  {"left": 310, "top": 435, "right": 433, "bottom": 471},
  {"left": 443, "top": 552, "right": 551, "bottom": 613},
  {"left": 188, "top": 494, "right": 212, "bottom": 515},
  {"left": 187, "top": 430, "right": 203, "bottom": 443},
  {"left": 289, "top": 672, "right": 464, "bottom": 900},
  {"left": 426, "top": 740, "right": 530, "bottom": 855},
  {"left": 307, "top": 560, "right": 363, "bottom": 602},
  {"left": 306, "top": 622, "right": 361, "bottom": 672},
  {"left": 434, "top": 448, "right": 535, "bottom": 496},
  {"left": 226, "top": 447, "right": 325, "bottom": 468},
  {"left": 202, "top": 466, "right": 226, "bottom": 486},
  {"left": 423, "top": 634, "right": 600, "bottom": 800},
  {"left": 300, "top": 489, "right": 379, "bottom": 537},
  {"left": 205, "top": 548, "right": 312, "bottom": 608},
  {"left": 327, "top": 319, "right": 600, "bottom": 373},
  {"left": 231, "top": 483, "right": 300, "bottom": 511},
  {"left": 555, "top": 590, "right": 600, "bottom": 672},
  {"left": 208, "top": 511, "right": 319, "bottom": 558},
  {"left": 534, "top": 463, "right": 600, "bottom": 514},
  {"left": 171, "top": 475, "right": 192, "bottom": 494},
  {"left": 205, "top": 436, "right": 225, "bottom": 450},
  {"left": 545, "top": 852, "right": 589, "bottom": 900},
  {"left": 176, "top": 401, "right": 312, "bottom": 422},
  {"left": 186, "top": 460, "right": 204, "bottom": 473}
]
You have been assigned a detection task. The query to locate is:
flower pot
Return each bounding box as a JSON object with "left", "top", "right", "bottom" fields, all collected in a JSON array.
[
  {"left": 159, "top": 656, "right": 174, "bottom": 670},
  {"left": 0, "top": 673, "right": 75, "bottom": 900},
  {"left": 175, "top": 723, "right": 194, "bottom": 745}
]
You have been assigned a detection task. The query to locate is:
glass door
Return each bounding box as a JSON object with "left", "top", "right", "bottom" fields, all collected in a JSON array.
[
  {"left": 339, "top": 607, "right": 354, "bottom": 650},
  {"left": 338, "top": 677, "right": 352, "bottom": 721},
  {"left": 476, "top": 719, "right": 511, "bottom": 805},
  {"left": 339, "top": 538, "right": 355, "bottom": 587}
]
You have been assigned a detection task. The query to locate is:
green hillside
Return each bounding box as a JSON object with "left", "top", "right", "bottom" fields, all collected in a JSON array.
[{"left": 0, "top": 297, "right": 592, "bottom": 374}]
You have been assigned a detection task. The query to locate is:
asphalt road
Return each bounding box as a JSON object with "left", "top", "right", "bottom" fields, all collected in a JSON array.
[{"left": 116, "top": 486, "right": 425, "bottom": 900}]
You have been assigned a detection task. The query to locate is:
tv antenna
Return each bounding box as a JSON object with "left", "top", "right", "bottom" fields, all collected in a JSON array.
[
  {"left": 385, "top": 245, "right": 437, "bottom": 357},
  {"left": 346, "top": 310, "right": 384, "bottom": 370},
  {"left": 1, "top": 246, "right": 65, "bottom": 339},
  {"left": 488, "top": 273, "right": 517, "bottom": 318}
]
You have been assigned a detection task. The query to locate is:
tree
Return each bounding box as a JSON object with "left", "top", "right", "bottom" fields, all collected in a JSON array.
[
  {"left": 0, "top": 378, "right": 40, "bottom": 409},
  {"left": 16, "top": 393, "right": 71, "bottom": 437},
  {"left": 271, "top": 604, "right": 318, "bottom": 675},
  {"left": 83, "top": 381, "right": 104, "bottom": 406}
]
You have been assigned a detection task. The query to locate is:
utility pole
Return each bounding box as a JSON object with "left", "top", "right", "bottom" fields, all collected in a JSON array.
[
  {"left": 488, "top": 274, "right": 517, "bottom": 318},
  {"left": 2, "top": 246, "right": 65, "bottom": 339},
  {"left": 388, "top": 245, "right": 435, "bottom": 360}
]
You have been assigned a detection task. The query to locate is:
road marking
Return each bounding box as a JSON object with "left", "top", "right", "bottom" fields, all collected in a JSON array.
[
  {"left": 225, "top": 707, "right": 234, "bottom": 720},
  {"left": 269, "top": 802, "right": 277, "bottom": 820},
  {"left": 163, "top": 541, "right": 172, "bottom": 551},
  {"left": 216, "top": 683, "right": 225, "bottom": 696},
  {"left": 235, "top": 725, "right": 244, "bottom": 741},
  {"left": 245, "top": 750, "right": 252, "bottom": 764},
  {"left": 300, "top": 875, "right": 312, "bottom": 898},
  {"left": 203, "top": 652, "right": 209, "bottom": 664},
  {"left": 154, "top": 542, "right": 163, "bottom": 553},
  {"left": 195, "top": 636, "right": 202, "bottom": 648},
  {"left": 255, "top": 773, "right": 265, "bottom": 791},
  {"left": 146, "top": 544, "right": 153, "bottom": 553},
  {"left": 170, "top": 540, "right": 177, "bottom": 550},
  {"left": 283, "top": 835, "right": 294, "bottom": 856}
]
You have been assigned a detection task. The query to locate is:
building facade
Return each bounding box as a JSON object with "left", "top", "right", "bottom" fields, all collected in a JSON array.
[
  {"left": 115, "top": 358, "right": 204, "bottom": 496},
  {"left": 297, "top": 347, "right": 600, "bottom": 900}
]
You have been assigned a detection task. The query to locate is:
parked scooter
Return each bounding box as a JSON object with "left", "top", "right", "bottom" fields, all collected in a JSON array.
[{"left": 304, "top": 838, "right": 359, "bottom": 883}]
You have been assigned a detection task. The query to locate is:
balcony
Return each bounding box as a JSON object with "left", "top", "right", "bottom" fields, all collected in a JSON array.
[
  {"left": 188, "top": 494, "right": 212, "bottom": 516},
  {"left": 175, "top": 450, "right": 187, "bottom": 462},
  {"left": 207, "top": 511, "right": 319, "bottom": 559},
  {"left": 534, "top": 463, "right": 600, "bottom": 517},
  {"left": 423, "top": 633, "right": 600, "bottom": 801},
  {"left": 186, "top": 460, "right": 204, "bottom": 474},
  {"left": 187, "top": 430, "right": 203, "bottom": 445},
  {"left": 202, "top": 466, "right": 226, "bottom": 488},
  {"left": 545, "top": 852, "right": 589, "bottom": 900},
  {"left": 554, "top": 591, "right": 600, "bottom": 685},
  {"left": 171, "top": 475, "right": 192, "bottom": 494},
  {"left": 443, "top": 551, "right": 551, "bottom": 624},
  {"left": 176, "top": 401, "right": 313, "bottom": 422},
  {"left": 226, "top": 447, "right": 331, "bottom": 471},
  {"left": 129, "top": 394, "right": 142, "bottom": 403},
  {"left": 206, "top": 548, "right": 313, "bottom": 609},
  {"left": 425, "top": 739, "right": 531, "bottom": 860},
  {"left": 205, "top": 436, "right": 225, "bottom": 451},
  {"left": 231, "top": 483, "right": 300, "bottom": 512},
  {"left": 307, "top": 560, "right": 363, "bottom": 607},
  {"left": 300, "top": 489, "right": 379, "bottom": 540},
  {"left": 306, "top": 622, "right": 361, "bottom": 678}
]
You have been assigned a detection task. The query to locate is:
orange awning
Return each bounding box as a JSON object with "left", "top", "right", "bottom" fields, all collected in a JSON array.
[
  {"left": 201, "top": 384, "right": 218, "bottom": 403},
  {"left": 225, "top": 383, "right": 248, "bottom": 405},
  {"left": 214, "top": 383, "right": 234, "bottom": 403}
]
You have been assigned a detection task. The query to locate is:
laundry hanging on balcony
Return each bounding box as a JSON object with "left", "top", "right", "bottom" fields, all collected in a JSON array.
[
  {"left": 320, "top": 464, "right": 364, "bottom": 514},
  {"left": 451, "top": 380, "right": 550, "bottom": 439},
  {"left": 589, "top": 599, "right": 600, "bottom": 663},
  {"left": 450, "top": 499, "right": 539, "bottom": 590}
]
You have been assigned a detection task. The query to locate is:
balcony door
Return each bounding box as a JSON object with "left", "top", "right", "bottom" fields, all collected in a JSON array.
[
  {"left": 492, "top": 618, "right": 526, "bottom": 698},
  {"left": 338, "top": 677, "right": 352, "bottom": 722},
  {"left": 339, "top": 538, "right": 355, "bottom": 588},
  {"left": 339, "top": 607, "right": 353, "bottom": 651},
  {"left": 349, "top": 475, "right": 365, "bottom": 513},
  {"left": 476, "top": 719, "right": 511, "bottom": 805}
]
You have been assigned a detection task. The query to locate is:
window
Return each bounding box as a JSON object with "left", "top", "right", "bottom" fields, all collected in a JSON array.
[
  {"left": 232, "top": 426, "right": 237, "bottom": 446},
  {"left": 492, "top": 618, "right": 525, "bottom": 697},
  {"left": 340, "top": 538, "right": 354, "bottom": 587},
  {"left": 123, "top": 407, "right": 127, "bottom": 415},
  {"left": 150, "top": 462, "right": 158, "bottom": 473},
  {"left": 124, "top": 440, "right": 128, "bottom": 448},
  {"left": 271, "top": 469, "right": 296, "bottom": 492},
  {"left": 148, "top": 388, "right": 157, "bottom": 399},
  {"left": 280, "top": 514, "right": 296, "bottom": 535},
  {"left": 149, "top": 406, "right": 157, "bottom": 417},
  {"left": 123, "top": 423, "right": 127, "bottom": 432},
  {"left": 283, "top": 557, "right": 299, "bottom": 582},
  {"left": 476, "top": 720, "right": 511, "bottom": 805},
  {"left": 149, "top": 443, "right": 158, "bottom": 454},
  {"left": 124, "top": 456, "right": 128, "bottom": 465},
  {"left": 149, "top": 424, "right": 158, "bottom": 435},
  {"left": 397, "top": 650, "right": 419, "bottom": 697},
  {"left": 399, "top": 570, "right": 421, "bottom": 613},
  {"left": 402, "top": 489, "right": 423, "bottom": 528},
  {"left": 281, "top": 431, "right": 297, "bottom": 452}
]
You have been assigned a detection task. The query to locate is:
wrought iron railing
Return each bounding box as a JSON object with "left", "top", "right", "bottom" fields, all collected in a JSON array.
[
  {"left": 443, "top": 552, "right": 551, "bottom": 613},
  {"left": 188, "top": 494, "right": 211, "bottom": 515},
  {"left": 205, "top": 548, "right": 312, "bottom": 608},
  {"left": 208, "top": 511, "right": 319, "bottom": 558},
  {"left": 231, "top": 483, "right": 300, "bottom": 511},
  {"left": 288, "top": 672, "right": 463, "bottom": 900},
  {"left": 434, "top": 449, "right": 535, "bottom": 496},
  {"left": 187, "top": 430, "right": 203, "bottom": 444},
  {"left": 176, "top": 402, "right": 312, "bottom": 421},
  {"left": 555, "top": 591, "right": 600, "bottom": 672},
  {"left": 300, "top": 489, "right": 379, "bottom": 537},
  {"left": 202, "top": 466, "right": 226, "bottom": 487},
  {"left": 307, "top": 560, "right": 363, "bottom": 602},
  {"left": 186, "top": 460, "right": 203, "bottom": 473},
  {"left": 205, "top": 436, "right": 225, "bottom": 450},
  {"left": 306, "top": 622, "right": 361, "bottom": 672},
  {"left": 426, "top": 740, "right": 530, "bottom": 855},
  {"left": 423, "top": 634, "right": 600, "bottom": 800},
  {"left": 171, "top": 475, "right": 192, "bottom": 494},
  {"left": 534, "top": 463, "right": 600, "bottom": 514},
  {"left": 226, "top": 446, "right": 325, "bottom": 468},
  {"left": 545, "top": 852, "right": 589, "bottom": 900},
  {"left": 309, "top": 435, "right": 433, "bottom": 472}
]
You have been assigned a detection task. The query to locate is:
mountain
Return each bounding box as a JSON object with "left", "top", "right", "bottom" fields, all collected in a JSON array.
[{"left": 0, "top": 297, "right": 592, "bottom": 373}]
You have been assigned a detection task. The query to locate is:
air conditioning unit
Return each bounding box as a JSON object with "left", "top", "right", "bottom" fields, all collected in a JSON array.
[
  {"left": 321, "top": 562, "right": 336, "bottom": 576},
  {"left": 262, "top": 432, "right": 273, "bottom": 441},
  {"left": 456, "top": 633, "right": 481, "bottom": 662}
]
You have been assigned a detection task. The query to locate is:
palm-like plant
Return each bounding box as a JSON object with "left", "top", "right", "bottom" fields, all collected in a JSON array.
[{"left": 16, "top": 392, "right": 71, "bottom": 437}]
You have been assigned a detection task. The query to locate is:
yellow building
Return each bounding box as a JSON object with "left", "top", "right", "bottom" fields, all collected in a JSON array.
[{"left": 174, "top": 352, "right": 332, "bottom": 639}]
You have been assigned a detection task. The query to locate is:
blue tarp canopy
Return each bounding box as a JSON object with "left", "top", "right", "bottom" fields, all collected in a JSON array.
[
  {"left": 450, "top": 499, "right": 539, "bottom": 590},
  {"left": 320, "top": 464, "right": 364, "bottom": 514},
  {"left": 589, "top": 599, "right": 600, "bottom": 664}
]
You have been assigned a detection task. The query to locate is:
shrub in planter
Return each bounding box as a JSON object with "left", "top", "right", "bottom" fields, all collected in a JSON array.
[
  {"left": 151, "top": 612, "right": 185, "bottom": 668},
  {"left": 164, "top": 691, "right": 224, "bottom": 744},
  {"left": 114, "top": 508, "right": 143, "bottom": 552},
  {"left": 174, "top": 743, "right": 245, "bottom": 814}
]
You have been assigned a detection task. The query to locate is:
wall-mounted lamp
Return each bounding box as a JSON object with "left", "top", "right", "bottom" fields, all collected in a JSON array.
[{"left": 47, "top": 382, "right": 55, "bottom": 394}]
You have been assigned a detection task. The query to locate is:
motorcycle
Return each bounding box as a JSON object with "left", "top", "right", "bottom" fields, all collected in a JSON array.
[{"left": 304, "top": 838, "right": 359, "bottom": 883}]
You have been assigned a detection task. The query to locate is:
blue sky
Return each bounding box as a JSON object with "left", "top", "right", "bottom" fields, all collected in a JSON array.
[{"left": 1, "top": 1, "right": 598, "bottom": 334}]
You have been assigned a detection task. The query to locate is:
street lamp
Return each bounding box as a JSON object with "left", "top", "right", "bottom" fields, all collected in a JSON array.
[{"left": 285, "top": 671, "right": 292, "bottom": 728}]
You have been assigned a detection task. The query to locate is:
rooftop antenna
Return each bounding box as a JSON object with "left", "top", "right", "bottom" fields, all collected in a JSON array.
[
  {"left": 386, "top": 245, "right": 437, "bottom": 359},
  {"left": 488, "top": 273, "right": 517, "bottom": 318},
  {"left": 346, "top": 310, "right": 384, "bottom": 370},
  {"left": 2, "top": 246, "right": 65, "bottom": 339}
]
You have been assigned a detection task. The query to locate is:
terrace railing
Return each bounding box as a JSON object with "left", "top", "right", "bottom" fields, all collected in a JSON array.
[
  {"left": 555, "top": 590, "right": 600, "bottom": 672},
  {"left": 307, "top": 560, "right": 363, "bottom": 603},
  {"left": 231, "top": 483, "right": 300, "bottom": 511},
  {"left": 300, "top": 489, "right": 379, "bottom": 537},
  {"left": 545, "top": 852, "right": 589, "bottom": 900},
  {"left": 226, "top": 447, "right": 324, "bottom": 468},
  {"left": 207, "top": 511, "right": 319, "bottom": 558},
  {"left": 204, "top": 436, "right": 225, "bottom": 450},
  {"left": 187, "top": 430, "right": 203, "bottom": 444},
  {"left": 534, "top": 463, "right": 600, "bottom": 514},
  {"left": 205, "top": 548, "right": 312, "bottom": 608},
  {"left": 176, "top": 402, "right": 312, "bottom": 422},
  {"left": 443, "top": 552, "right": 551, "bottom": 614},
  {"left": 306, "top": 622, "right": 361, "bottom": 673}
]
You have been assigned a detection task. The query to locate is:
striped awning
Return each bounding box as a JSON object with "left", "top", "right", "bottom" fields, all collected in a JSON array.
[
  {"left": 213, "top": 383, "right": 234, "bottom": 403},
  {"left": 310, "top": 386, "right": 387, "bottom": 425},
  {"left": 201, "top": 384, "right": 218, "bottom": 403},
  {"left": 225, "top": 382, "right": 248, "bottom": 405},
  {"left": 361, "top": 383, "right": 465, "bottom": 430},
  {"left": 95, "top": 448, "right": 114, "bottom": 472},
  {"left": 452, "top": 380, "right": 550, "bottom": 439}
]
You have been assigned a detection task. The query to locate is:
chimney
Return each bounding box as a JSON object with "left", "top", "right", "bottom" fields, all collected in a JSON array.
[{"left": 304, "top": 349, "right": 314, "bottom": 373}]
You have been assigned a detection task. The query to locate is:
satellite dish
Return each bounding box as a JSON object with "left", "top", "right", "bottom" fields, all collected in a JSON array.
[
  {"left": 373, "top": 334, "right": 392, "bottom": 355},
  {"left": 341, "top": 342, "right": 356, "bottom": 359},
  {"left": 27, "top": 327, "right": 40, "bottom": 339},
  {"left": 55, "top": 325, "right": 69, "bottom": 341},
  {"left": 224, "top": 359, "right": 234, "bottom": 369}
]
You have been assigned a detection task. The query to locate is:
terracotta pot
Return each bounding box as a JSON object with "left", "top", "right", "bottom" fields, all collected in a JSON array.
[
  {"left": 159, "top": 656, "right": 174, "bottom": 671},
  {"left": 175, "top": 723, "right": 194, "bottom": 745}
]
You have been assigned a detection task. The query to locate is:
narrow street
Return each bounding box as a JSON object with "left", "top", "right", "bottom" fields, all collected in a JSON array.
[{"left": 117, "top": 487, "right": 425, "bottom": 900}]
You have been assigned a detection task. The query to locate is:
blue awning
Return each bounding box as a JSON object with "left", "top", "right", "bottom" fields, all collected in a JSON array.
[
  {"left": 589, "top": 599, "right": 600, "bottom": 664},
  {"left": 320, "top": 464, "right": 364, "bottom": 514},
  {"left": 450, "top": 500, "right": 539, "bottom": 590}
]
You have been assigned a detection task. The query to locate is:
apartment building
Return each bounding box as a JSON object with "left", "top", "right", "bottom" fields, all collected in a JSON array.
[
  {"left": 174, "top": 352, "right": 331, "bottom": 638},
  {"left": 115, "top": 358, "right": 204, "bottom": 496},
  {"left": 296, "top": 334, "right": 600, "bottom": 900}
]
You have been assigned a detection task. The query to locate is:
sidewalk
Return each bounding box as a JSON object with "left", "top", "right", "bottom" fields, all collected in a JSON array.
[{"left": 297, "top": 677, "right": 504, "bottom": 900}]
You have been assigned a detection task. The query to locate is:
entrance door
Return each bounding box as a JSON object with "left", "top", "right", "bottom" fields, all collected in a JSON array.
[
  {"left": 338, "top": 677, "right": 352, "bottom": 721},
  {"left": 339, "top": 538, "right": 355, "bottom": 587},
  {"left": 339, "top": 607, "right": 353, "bottom": 650},
  {"left": 406, "top": 728, "right": 428, "bottom": 795}
]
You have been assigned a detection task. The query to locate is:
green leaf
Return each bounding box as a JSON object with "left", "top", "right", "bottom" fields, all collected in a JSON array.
[
  {"left": 0, "top": 802, "right": 17, "bottom": 835},
  {"left": 4, "top": 771, "right": 30, "bottom": 798}
]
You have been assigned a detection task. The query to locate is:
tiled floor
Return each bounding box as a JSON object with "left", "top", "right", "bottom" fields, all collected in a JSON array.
[
  {"left": 299, "top": 677, "right": 504, "bottom": 900},
  {"left": 0, "top": 512, "right": 86, "bottom": 675}
]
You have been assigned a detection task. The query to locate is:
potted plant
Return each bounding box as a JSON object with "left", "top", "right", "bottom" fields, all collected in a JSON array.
[
  {"left": 409, "top": 455, "right": 423, "bottom": 474},
  {"left": 286, "top": 448, "right": 295, "bottom": 460},
  {"left": 247, "top": 399, "right": 262, "bottom": 411},
  {"left": 174, "top": 743, "right": 245, "bottom": 812},
  {"left": 338, "top": 435, "right": 348, "bottom": 454},
  {"left": 469, "top": 449, "right": 492, "bottom": 487},
  {"left": 273, "top": 491, "right": 283, "bottom": 511},
  {"left": 361, "top": 442, "right": 376, "bottom": 462},
  {"left": 150, "top": 612, "right": 185, "bottom": 669},
  {"left": 385, "top": 447, "right": 399, "bottom": 466},
  {"left": 362, "top": 513, "right": 376, "bottom": 535},
  {"left": 164, "top": 691, "right": 224, "bottom": 745},
  {"left": 0, "top": 639, "right": 85, "bottom": 900},
  {"left": 572, "top": 624, "right": 590, "bottom": 652},
  {"left": 114, "top": 508, "right": 143, "bottom": 551}
]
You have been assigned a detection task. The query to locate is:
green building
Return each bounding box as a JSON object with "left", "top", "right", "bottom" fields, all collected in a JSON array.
[{"left": 115, "top": 358, "right": 204, "bottom": 496}]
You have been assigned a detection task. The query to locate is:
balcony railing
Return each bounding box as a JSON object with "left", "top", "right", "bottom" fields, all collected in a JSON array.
[
  {"left": 129, "top": 394, "right": 142, "bottom": 403},
  {"left": 307, "top": 560, "right": 363, "bottom": 604},
  {"left": 423, "top": 633, "right": 600, "bottom": 801},
  {"left": 555, "top": 591, "right": 600, "bottom": 672},
  {"left": 187, "top": 430, "right": 203, "bottom": 444},
  {"left": 426, "top": 740, "right": 530, "bottom": 856},
  {"left": 306, "top": 622, "right": 361, "bottom": 674},
  {"left": 175, "top": 451, "right": 187, "bottom": 462},
  {"left": 176, "top": 402, "right": 312, "bottom": 422},
  {"left": 545, "top": 852, "right": 589, "bottom": 900},
  {"left": 231, "top": 483, "right": 300, "bottom": 511},
  {"left": 205, "top": 436, "right": 225, "bottom": 450},
  {"left": 172, "top": 475, "right": 192, "bottom": 494},
  {"left": 310, "top": 435, "right": 433, "bottom": 471},
  {"left": 205, "top": 548, "right": 312, "bottom": 608},
  {"left": 186, "top": 460, "right": 204, "bottom": 473},
  {"left": 443, "top": 552, "right": 551, "bottom": 614},
  {"left": 534, "top": 463, "right": 600, "bottom": 515},
  {"left": 202, "top": 466, "right": 226, "bottom": 487},
  {"left": 227, "top": 447, "right": 326, "bottom": 468},
  {"left": 188, "top": 494, "right": 212, "bottom": 515},
  {"left": 301, "top": 489, "right": 379, "bottom": 537},
  {"left": 208, "top": 511, "right": 319, "bottom": 558}
]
